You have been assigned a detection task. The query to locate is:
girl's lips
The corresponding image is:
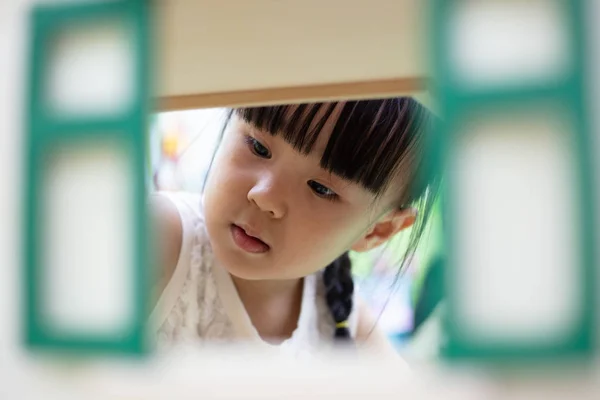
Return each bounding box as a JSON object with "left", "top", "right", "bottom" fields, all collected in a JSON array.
[{"left": 230, "top": 224, "right": 270, "bottom": 254}]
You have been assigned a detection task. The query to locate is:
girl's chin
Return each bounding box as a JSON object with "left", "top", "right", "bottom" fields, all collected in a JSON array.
[{"left": 213, "top": 248, "right": 273, "bottom": 280}]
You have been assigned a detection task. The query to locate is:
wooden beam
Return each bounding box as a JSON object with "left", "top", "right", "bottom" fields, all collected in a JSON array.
[{"left": 157, "top": 77, "right": 428, "bottom": 111}]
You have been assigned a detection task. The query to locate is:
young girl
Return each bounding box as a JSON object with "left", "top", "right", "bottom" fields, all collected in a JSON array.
[{"left": 149, "top": 98, "right": 437, "bottom": 358}]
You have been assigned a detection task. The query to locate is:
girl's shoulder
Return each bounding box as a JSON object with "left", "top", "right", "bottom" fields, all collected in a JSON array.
[
  {"left": 149, "top": 190, "right": 209, "bottom": 289},
  {"left": 150, "top": 191, "right": 219, "bottom": 338},
  {"left": 153, "top": 190, "right": 211, "bottom": 264},
  {"left": 153, "top": 191, "right": 205, "bottom": 227}
]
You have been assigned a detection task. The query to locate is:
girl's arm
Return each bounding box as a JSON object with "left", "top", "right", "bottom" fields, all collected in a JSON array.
[{"left": 148, "top": 194, "right": 183, "bottom": 296}]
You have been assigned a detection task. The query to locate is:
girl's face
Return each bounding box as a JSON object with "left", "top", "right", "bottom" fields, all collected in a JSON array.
[{"left": 202, "top": 115, "right": 413, "bottom": 281}]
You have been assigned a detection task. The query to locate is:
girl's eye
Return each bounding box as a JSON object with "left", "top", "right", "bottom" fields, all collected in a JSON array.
[
  {"left": 307, "top": 180, "right": 338, "bottom": 201},
  {"left": 245, "top": 136, "right": 271, "bottom": 159}
]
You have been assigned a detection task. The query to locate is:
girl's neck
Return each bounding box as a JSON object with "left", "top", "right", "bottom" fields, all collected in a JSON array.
[{"left": 230, "top": 275, "right": 304, "bottom": 343}]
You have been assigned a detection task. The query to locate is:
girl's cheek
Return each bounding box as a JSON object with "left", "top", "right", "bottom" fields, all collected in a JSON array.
[
  {"left": 226, "top": 141, "right": 254, "bottom": 167},
  {"left": 212, "top": 140, "right": 246, "bottom": 173},
  {"left": 298, "top": 203, "right": 350, "bottom": 232},
  {"left": 217, "top": 154, "right": 258, "bottom": 190}
]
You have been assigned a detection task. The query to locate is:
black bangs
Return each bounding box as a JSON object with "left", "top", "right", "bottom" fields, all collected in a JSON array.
[{"left": 235, "top": 98, "right": 431, "bottom": 197}]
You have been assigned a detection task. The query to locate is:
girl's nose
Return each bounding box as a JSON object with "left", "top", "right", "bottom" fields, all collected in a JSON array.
[{"left": 247, "top": 174, "right": 287, "bottom": 219}]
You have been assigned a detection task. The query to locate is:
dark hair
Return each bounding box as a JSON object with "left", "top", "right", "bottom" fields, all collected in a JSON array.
[{"left": 207, "top": 98, "right": 439, "bottom": 341}]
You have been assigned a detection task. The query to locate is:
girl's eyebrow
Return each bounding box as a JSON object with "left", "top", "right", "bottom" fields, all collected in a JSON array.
[
  {"left": 238, "top": 119, "right": 262, "bottom": 135},
  {"left": 243, "top": 121, "right": 284, "bottom": 144},
  {"left": 315, "top": 167, "right": 367, "bottom": 197}
]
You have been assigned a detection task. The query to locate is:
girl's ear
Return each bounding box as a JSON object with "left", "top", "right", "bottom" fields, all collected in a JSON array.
[{"left": 351, "top": 207, "right": 417, "bottom": 253}]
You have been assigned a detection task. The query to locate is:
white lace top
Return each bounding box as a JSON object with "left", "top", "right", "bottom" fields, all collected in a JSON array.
[{"left": 150, "top": 192, "right": 359, "bottom": 358}]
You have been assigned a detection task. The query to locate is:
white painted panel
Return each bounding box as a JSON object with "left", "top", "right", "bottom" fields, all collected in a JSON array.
[
  {"left": 450, "top": 0, "right": 569, "bottom": 86},
  {"left": 46, "top": 18, "right": 134, "bottom": 117},
  {"left": 43, "top": 144, "right": 134, "bottom": 336},
  {"left": 451, "top": 111, "right": 580, "bottom": 344}
]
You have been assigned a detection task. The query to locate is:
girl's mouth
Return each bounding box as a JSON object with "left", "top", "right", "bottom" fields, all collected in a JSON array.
[{"left": 230, "top": 224, "right": 270, "bottom": 254}]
